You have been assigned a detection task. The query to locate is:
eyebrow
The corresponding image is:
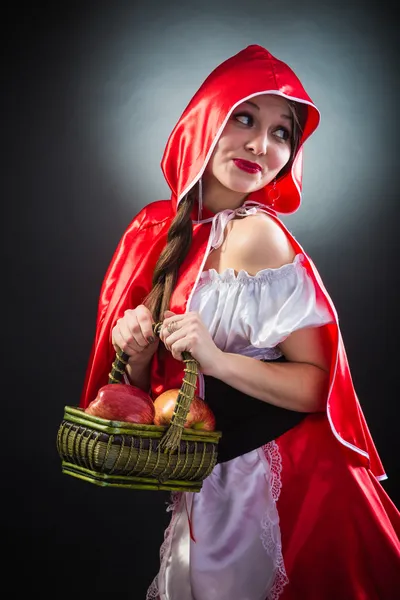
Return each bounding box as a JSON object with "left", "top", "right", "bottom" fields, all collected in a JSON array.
[{"left": 244, "top": 100, "right": 292, "bottom": 121}]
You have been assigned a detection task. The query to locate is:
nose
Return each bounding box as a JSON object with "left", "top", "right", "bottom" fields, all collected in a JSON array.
[{"left": 245, "top": 130, "right": 269, "bottom": 156}]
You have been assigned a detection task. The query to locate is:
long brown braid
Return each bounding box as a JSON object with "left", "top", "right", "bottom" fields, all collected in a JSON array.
[{"left": 143, "top": 187, "right": 197, "bottom": 323}]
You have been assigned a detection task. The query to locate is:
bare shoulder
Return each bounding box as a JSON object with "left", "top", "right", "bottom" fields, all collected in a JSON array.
[{"left": 237, "top": 212, "right": 296, "bottom": 269}]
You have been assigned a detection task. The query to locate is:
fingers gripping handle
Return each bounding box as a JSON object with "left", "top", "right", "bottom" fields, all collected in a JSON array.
[
  {"left": 107, "top": 320, "right": 199, "bottom": 457},
  {"left": 108, "top": 322, "right": 163, "bottom": 384}
]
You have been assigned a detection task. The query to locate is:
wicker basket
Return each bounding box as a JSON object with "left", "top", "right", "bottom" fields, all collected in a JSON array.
[{"left": 57, "top": 322, "right": 222, "bottom": 492}]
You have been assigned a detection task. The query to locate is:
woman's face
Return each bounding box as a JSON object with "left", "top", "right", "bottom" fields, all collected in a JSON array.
[{"left": 203, "top": 94, "right": 293, "bottom": 209}]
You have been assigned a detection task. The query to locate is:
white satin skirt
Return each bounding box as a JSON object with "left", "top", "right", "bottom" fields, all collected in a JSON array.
[{"left": 146, "top": 442, "right": 288, "bottom": 600}]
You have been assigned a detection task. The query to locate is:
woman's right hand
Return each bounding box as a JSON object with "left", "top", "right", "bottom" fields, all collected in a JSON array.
[{"left": 111, "top": 304, "right": 159, "bottom": 365}]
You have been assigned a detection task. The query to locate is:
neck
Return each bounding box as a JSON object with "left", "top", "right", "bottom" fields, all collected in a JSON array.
[{"left": 202, "top": 176, "right": 247, "bottom": 214}]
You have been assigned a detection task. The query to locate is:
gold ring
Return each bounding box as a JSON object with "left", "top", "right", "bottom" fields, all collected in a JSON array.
[{"left": 167, "top": 321, "right": 179, "bottom": 335}]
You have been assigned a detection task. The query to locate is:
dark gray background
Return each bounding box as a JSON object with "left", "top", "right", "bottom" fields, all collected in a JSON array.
[{"left": 3, "top": 0, "right": 399, "bottom": 596}]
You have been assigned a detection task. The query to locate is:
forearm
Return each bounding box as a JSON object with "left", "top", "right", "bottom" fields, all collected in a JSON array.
[
  {"left": 125, "top": 358, "right": 152, "bottom": 392},
  {"left": 210, "top": 352, "right": 329, "bottom": 412}
]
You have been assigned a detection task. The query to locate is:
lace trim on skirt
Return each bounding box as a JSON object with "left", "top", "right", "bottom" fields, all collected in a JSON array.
[
  {"left": 146, "top": 491, "right": 183, "bottom": 600},
  {"left": 261, "top": 440, "right": 289, "bottom": 600}
]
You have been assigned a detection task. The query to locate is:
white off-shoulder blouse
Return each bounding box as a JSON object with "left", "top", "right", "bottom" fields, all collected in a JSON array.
[{"left": 189, "top": 253, "right": 334, "bottom": 361}]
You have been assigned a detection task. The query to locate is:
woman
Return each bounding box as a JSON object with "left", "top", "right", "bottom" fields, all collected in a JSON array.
[{"left": 80, "top": 45, "right": 400, "bottom": 599}]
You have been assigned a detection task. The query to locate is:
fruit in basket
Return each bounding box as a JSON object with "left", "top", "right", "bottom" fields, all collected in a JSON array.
[
  {"left": 85, "top": 384, "right": 155, "bottom": 424},
  {"left": 153, "top": 389, "right": 216, "bottom": 431}
]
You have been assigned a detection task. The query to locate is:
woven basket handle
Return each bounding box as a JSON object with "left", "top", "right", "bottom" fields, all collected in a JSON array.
[
  {"left": 108, "top": 322, "right": 162, "bottom": 384},
  {"left": 108, "top": 321, "right": 199, "bottom": 456}
]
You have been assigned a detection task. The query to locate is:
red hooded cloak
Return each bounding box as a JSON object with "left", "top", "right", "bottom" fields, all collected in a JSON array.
[{"left": 80, "top": 45, "right": 400, "bottom": 597}]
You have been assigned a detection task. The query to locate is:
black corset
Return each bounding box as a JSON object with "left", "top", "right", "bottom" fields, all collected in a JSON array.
[{"left": 203, "top": 357, "right": 309, "bottom": 464}]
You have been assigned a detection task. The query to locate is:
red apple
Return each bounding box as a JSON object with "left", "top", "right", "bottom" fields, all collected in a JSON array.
[
  {"left": 85, "top": 384, "right": 155, "bottom": 424},
  {"left": 153, "top": 389, "right": 216, "bottom": 431}
]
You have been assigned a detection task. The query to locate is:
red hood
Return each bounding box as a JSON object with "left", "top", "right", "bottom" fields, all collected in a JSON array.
[{"left": 161, "top": 44, "right": 320, "bottom": 215}]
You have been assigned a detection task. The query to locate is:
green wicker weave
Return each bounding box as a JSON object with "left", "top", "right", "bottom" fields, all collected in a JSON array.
[{"left": 57, "top": 322, "right": 222, "bottom": 492}]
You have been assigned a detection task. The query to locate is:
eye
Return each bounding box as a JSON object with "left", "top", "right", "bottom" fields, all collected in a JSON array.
[
  {"left": 274, "top": 126, "right": 291, "bottom": 142},
  {"left": 233, "top": 112, "right": 254, "bottom": 126}
]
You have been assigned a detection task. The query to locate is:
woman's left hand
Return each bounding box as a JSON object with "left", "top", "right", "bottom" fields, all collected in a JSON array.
[{"left": 160, "top": 310, "right": 222, "bottom": 376}]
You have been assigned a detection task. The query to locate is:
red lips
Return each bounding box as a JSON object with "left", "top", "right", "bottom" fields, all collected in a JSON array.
[{"left": 233, "top": 159, "right": 262, "bottom": 174}]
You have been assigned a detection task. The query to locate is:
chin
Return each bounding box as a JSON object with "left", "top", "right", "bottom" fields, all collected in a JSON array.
[{"left": 222, "top": 176, "right": 262, "bottom": 195}]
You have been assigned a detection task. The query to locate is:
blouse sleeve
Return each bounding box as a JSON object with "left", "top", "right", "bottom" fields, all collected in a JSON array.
[{"left": 247, "top": 254, "right": 334, "bottom": 349}]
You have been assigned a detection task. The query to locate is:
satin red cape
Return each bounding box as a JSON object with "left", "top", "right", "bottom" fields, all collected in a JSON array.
[
  {"left": 80, "top": 199, "right": 400, "bottom": 596},
  {"left": 80, "top": 197, "right": 386, "bottom": 481},
  {"left": 79, "top": 44, "right": 400, "bottom": 595}
]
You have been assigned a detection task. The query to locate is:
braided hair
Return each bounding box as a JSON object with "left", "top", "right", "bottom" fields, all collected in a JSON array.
[{"left": 143, "top": 186, "right": 197, "bottom": 322}]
